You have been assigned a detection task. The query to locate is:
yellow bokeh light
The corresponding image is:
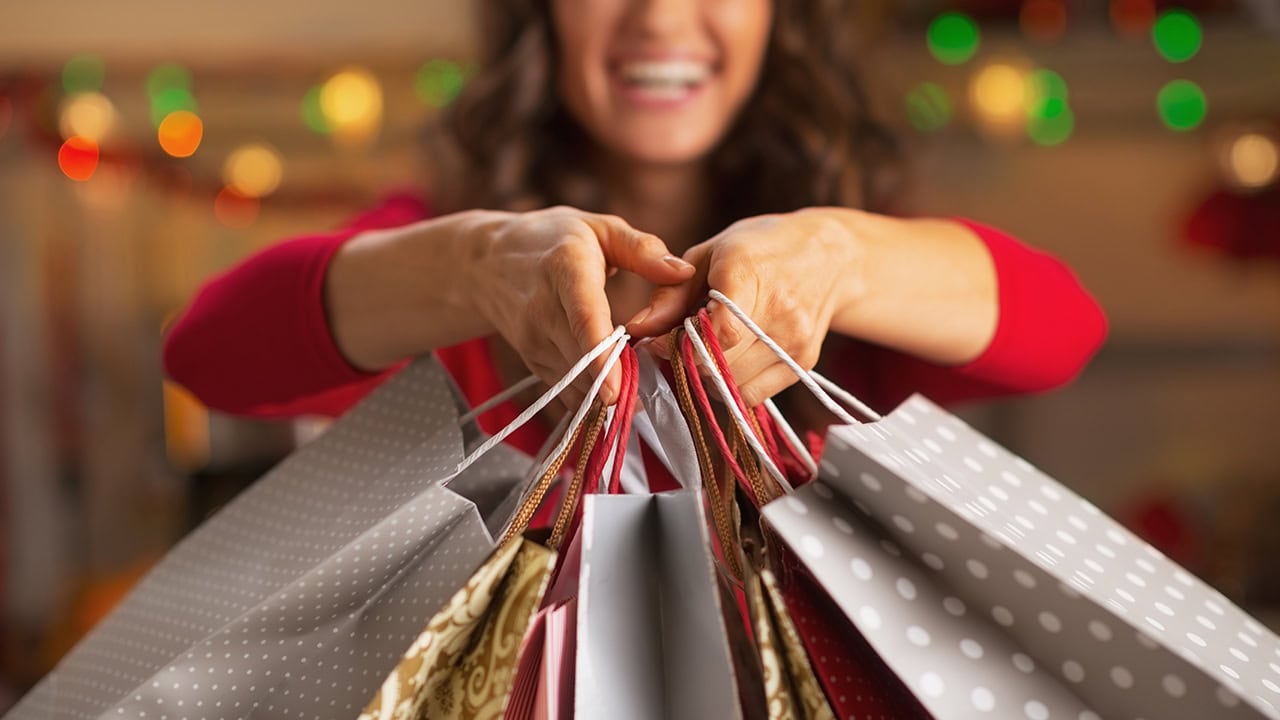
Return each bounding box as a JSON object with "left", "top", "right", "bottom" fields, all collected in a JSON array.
[
  {"left": 157, "top": 110, "right": 203, "bottom": 158},
  {"left": 1226, "top": 133, "right": 1279, "bottom": 189},
  {"left": 60, "top": 92, "right": 117, "bottom": 142},
  {"left": 969, "top": 62, "right": 1030, "bottom": 134},
  {"left": 223, "top": 143, "right": 283, "bottom": 198},
  {"left": 319, "top": 68, "right": 383, "bottom": 143}
]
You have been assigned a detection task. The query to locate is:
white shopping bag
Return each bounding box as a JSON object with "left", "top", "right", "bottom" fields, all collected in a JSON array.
[{"left": 574, "top": 491, "right": 742, "bottom": 720}]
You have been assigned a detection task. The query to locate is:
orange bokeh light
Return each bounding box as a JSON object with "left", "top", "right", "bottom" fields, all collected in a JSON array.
[
  {"left": 1110, "top": 0, "right": 1156, "bottom": 38},
  {"left": 157, "top": 110, "right": 203, "bottom": 157},
  {"left": 1020, "top": 0, "right": 1067, "bottom": 44},
  {"left": 58, "top": 135, "right": 99, "bottom": 181},
  {"left": 214, "top": 186, "right": 260, "bottom": 228}
]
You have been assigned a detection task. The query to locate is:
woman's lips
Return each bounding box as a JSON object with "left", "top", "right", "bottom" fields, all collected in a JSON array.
[{"left": 611, "top": 58, "right": 715, "bottom": 109}]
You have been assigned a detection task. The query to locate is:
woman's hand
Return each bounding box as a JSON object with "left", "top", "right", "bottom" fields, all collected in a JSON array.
[
  {"left": 326, "top": 206, "right": 693, "bottom": 406},
  {"left": 626, "top": 209, "right": 998, "bottom": 407}
]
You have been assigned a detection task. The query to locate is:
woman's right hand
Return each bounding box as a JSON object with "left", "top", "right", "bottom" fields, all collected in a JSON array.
[{"left": 326, "top": 206, "right": 693, "bottom": 406}]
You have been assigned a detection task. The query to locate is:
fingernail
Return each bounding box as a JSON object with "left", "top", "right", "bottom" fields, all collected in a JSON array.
[
  {"left": 663, "top": 255, "right": 694, "bottom": 272},
  {"left": 627, "top": 306, "right": 652, "bottom": 327}
]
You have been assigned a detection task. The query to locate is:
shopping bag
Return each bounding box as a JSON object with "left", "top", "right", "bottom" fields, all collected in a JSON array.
[
  {"left": 7, "top": 356, "right": 540, "bottom": 720},
  {"left": 574, "top": 490, "right": 743, "bottom": 720},
  {"left": 691, "top": 289, "right": 1280, "bottom": 719}
]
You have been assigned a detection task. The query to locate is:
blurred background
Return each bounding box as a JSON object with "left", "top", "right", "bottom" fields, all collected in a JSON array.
[{"left": 1, "top": 0, "right": 1279, "bottom": 709}]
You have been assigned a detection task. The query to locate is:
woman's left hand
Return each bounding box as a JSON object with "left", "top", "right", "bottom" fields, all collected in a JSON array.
[{"left": 626, "top": 209, "right": 864, "bottom": 408}]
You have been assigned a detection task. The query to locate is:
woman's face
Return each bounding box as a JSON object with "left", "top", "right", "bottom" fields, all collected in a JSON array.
[{"left": 552, "top": 0, "right": 772, "bottom": 168}]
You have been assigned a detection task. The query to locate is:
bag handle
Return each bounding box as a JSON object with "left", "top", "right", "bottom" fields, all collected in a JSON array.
[
  {"left": 455, "top": 326, "right": 628, "bottom": 475},
  {"left": 707, "top": 289, "right": 881, "bottom": 423}
]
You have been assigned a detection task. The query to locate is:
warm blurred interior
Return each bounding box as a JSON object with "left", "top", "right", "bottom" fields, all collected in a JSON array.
[{"left": 1, "top": 0, "right": 1279, "bottom": 709}]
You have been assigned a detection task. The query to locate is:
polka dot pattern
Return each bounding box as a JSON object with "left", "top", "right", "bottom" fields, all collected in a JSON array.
[
  {"left": 768, "top": 394, "right": 1280, "bottom": 720},
  {"left": 9, "top": 359, "right": 537, "bottom": 720},
  {"left": 765, "top": 482, "right": 1093, "bottom": 720}
]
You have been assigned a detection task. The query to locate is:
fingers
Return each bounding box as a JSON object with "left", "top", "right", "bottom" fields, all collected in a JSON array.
[
  {"left": 553, "top": 252, "right": 622, "bottom": 406},
  {"left": 736, "top": 362, "right": 803, "bottom": 409},
  {"left": 583, "top": 214, "right": 696, "bottom": 285},
  {"left": 625, "top": 242, "right": 713, "bottom": 338}
]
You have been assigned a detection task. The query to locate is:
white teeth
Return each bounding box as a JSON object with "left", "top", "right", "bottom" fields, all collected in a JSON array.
[{"left": 619, "top": 60, "right": 711, "bottom": 87}]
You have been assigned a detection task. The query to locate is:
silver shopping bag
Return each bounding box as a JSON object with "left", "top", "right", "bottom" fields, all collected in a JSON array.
[
  {"left": 574, "top": 491, "right": 743, "bottom": 720},
  {"left": 764, "top": 394, "right": 1280, "bottom": 720},
  {"left": 8, "top": 357, "right": 536, "bottom": 720}
]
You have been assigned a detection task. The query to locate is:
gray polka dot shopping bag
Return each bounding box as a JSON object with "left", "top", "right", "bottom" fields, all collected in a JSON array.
[
  {"left": 6, "top": 356, "right": 556, "bottom": 720},
  {"left": 689, "top": 290, "right": 1280, "bottom": 720}
]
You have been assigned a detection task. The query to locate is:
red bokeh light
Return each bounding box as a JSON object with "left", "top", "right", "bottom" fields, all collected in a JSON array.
[
  {"left": 1020, "top": 0, "right": 1068, "bottom": 44},
  {"left": 58, "top": 135, "right": 99, "bottom": 182},
  {"left": 1110, "top": 0, "right": 1157, "bottom": 38}
]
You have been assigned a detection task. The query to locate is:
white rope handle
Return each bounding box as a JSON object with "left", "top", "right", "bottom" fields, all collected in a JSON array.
[
  {"left": 683, "top": 318, "right": 793, "bottom": 494},
  {"left": 707, "top": 289, "right": 881, "bottom": 423},
  {"left": 458, "top": 374, "right": 542, "bottom": 427},
  {"left": 455, "top": 326, "right": 628, "bottom": 475},
  {"left": 763, "top": 398, "right": 819, "bottom": 481}
]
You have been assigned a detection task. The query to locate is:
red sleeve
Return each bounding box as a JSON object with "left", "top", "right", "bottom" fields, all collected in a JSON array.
[
  {"left": 826, "top": 218, "right": 1108, "bottom": 411},
  {"left": 162, "top": 193, "right": 430, "bottom": 418}
]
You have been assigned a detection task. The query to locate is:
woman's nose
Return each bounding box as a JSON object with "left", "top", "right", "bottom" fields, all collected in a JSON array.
[{"left": 621, "top": 0, "right": 703, "bottom": 39}]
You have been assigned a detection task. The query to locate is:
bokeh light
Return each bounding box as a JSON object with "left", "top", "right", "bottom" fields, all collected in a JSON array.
[
  {"left": 146, "top": 63, "right": 193, "bottom": 99},
  {"left": 1157, "top": 80, "right": 1207, "bottom": 132},
  {"left": 1026, "top": 69, "right": 1069, "bottom": 121},
  {"left": 1110, "top": 0, "right": 1156, "bottom": 38},
  {"left": 319, "top": 68, "right": 383, "bottom": 143},
  {"left": 62, "top": 54, "right": 105, "bottom": 95},
  {"left": 1028, "top": 108, "right": 1075, "bottom": 146},
  {"left": 905, "top": 82, "right": 952, "bottom": 133},
  {"left": 157, "top": 110, "right": 204, "bottom": 157},
  {"left": 59, "top": 92, "right": 117, "bottom": 142},
  {"left": 214, "top": 186, "right": 260, "bottom": 228},
  {"left": 415, "top": 59, "right": 466, "bottom": 108},
  {"left": 150, "top": 87, "right": 199, "bottom": 128},
  {"left": 58, "top": 136, "right": 99, "bottom": 181},
  {"left": 927, "top": 13, "right": 980, "bottom": 66},
  {"left": 1224, "top": 132, "right": 1279, "bottom": 189},
  {"left": 300, "top": 85, "right": 332, "bottom": 134},
  {"left": 223, "top": 143, "right": 284, "bottom": 198},
  {"left": 969, "top": 62, "right": 1030, "bottom": 134},
  {"left": 1020, "top": 0, "right": 1067, "bottom": 44},
  {"left": 1152, "top": 9, "right": 1202, "bottom": 63}
]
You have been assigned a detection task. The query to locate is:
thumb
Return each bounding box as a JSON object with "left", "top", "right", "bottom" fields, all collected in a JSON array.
[{"left": 581, "top": 214, "right": 695, "bottom": 285}]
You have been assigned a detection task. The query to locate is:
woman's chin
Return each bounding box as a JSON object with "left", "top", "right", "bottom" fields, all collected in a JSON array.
[{"left": 601, "top": 133, "right": 721, "bottom": 170}]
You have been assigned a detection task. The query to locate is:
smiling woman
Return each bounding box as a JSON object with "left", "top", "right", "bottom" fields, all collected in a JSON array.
[{"left": 162, "top": 0, "right": 1107, "bottom": 456}]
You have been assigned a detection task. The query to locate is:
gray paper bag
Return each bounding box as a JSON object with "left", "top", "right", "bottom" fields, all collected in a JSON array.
[
  {"left": 766, "top": 393, "right": 1280, "bottom": 720},
  {"left": 8, "top": 357, "right": 536, "bottom": 720},
  {"left": 575, "top": 492, "right": 742, "bottom": 720}
]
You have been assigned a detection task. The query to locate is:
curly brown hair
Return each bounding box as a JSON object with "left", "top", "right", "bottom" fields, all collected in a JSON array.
[{"left": 431, "top": 0, "right": 902, "bottom": 236}]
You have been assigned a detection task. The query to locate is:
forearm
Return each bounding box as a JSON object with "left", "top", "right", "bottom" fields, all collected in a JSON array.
[
  {"left": 324, "top": 210, "right": 497, "bottom": 371},
  {"left": 807, "top": 208, "right": 998, "bottom": 366}
]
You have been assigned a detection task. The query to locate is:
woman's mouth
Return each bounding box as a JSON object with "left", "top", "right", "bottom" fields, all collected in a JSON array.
[{"left": 614, "top": 59, "right": 714, "bottom": 105}]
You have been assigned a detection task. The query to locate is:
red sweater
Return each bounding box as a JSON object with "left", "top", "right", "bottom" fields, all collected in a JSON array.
[{"left": 162, "top": 193, "right": 1107, "bottom": 456}]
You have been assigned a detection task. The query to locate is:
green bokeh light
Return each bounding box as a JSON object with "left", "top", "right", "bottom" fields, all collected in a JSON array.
[
  {"left": 62, "top": 54, "right": 105, "bottom": 95},
  {"left": 927, "top": 13, "right": 980, "bottom": 66},
  {"left": 1028, "top": 107, "right": 1074, "bottom": 146},
  {"left": 146, "top": 63, "right": 192, "bottom": 100},
  {"left": 1027, "top": 68, "right": 1069, "bottom": 121},
  {"left": 150, "top": 86, "right": 198, "bottom": 128},
  {"left": 415, "top": 60, "right": 466, "bottom": 108},
  {"left": 1152, "top": 9, "right": 1202, "bottom": 63},
  {"left": 300, "top": 85, "right": 332, "bottom": 134},
  {"left": 1157, "top": 79, "right": 1206, "bottom": 131},
  {"left": 905, "top": 82, "right": 952, "bottom": 133}
]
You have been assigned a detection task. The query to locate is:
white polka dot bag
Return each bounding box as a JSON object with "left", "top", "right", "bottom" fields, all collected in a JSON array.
[
  {"left": 6, "top": 329, "right": 633, "bottom": 720},
  {"left": 700, "top": 291, "right": 1280, "bottom": 720}
]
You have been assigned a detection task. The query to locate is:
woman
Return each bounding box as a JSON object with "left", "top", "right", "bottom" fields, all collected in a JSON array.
[{"left": 163, "top": 0, "right": 1107, "bottom": 455}]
